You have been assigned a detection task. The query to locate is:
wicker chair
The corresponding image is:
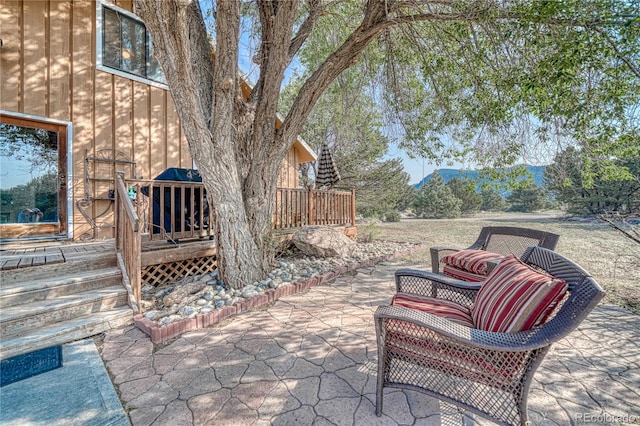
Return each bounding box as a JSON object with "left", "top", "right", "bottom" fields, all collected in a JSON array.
[
  {"left": 374, "top": 247, "right": 604, "bottom": 426},
  {"left": 431, "top": 226, "right": 560, "bottom": 280}
]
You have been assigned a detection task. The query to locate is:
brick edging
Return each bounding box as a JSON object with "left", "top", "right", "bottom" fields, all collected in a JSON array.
[{"left": 134, "top": 244, "right": 427, "bottom": 343}]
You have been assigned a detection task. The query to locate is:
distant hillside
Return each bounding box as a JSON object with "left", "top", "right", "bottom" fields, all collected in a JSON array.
[{"left": 413, "top": 165, "right": 547, "bottom": 192}]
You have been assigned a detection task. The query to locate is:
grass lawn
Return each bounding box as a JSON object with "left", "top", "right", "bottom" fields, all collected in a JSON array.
[{"left": 370, "top": 211, "right": 640, "bottom": 314}]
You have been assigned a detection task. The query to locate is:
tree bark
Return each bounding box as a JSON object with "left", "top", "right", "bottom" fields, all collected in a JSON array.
[{"left": 135, "top": 0, "right": 266, "bottom": 289}]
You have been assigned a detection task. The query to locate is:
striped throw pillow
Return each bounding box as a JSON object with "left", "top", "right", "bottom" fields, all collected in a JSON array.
[
  {"left": 442, "top": 264, "right": 486, "bottom": 282},
  {"left": 442, "top": 249, "right": 504, "bottom": 276},
  {"left": 471, "top": 254, "right": 568, "bottom": 333},
  {"left": 392, "top": 293, "right": 474, "bottom": 328}
]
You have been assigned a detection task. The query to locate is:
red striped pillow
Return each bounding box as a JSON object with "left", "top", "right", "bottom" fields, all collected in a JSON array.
[
  {"left": 392, "top": 293, "right": 474, "bottom": 328},
  {"left": 471, "top": 254, "right": 568, "bottom": 333},
  {"left": 442, "top": 249, "right": 504, "bottom": 275},
  {"left": 442, "top": 264, "right": 486, "bottom": 282}
]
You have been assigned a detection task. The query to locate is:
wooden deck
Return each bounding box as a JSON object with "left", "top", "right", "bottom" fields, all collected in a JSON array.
[
  {"left": 0, "top": 241, "right": 114, "bottom": 270},
  {"left": 0, "top": 239, "right": 217, "bottom": 271}
]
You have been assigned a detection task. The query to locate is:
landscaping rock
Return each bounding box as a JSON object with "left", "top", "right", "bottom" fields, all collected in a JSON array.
[{"left": 292, "top": 226, "right": 355, "bottom": 257}]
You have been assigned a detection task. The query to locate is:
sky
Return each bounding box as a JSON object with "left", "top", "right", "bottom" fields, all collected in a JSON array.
[{"left": 384, "top": 146, "right": 438, "bottom": 185}]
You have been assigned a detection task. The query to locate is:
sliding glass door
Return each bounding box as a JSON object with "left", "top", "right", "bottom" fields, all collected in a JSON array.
[{"left": 0, "top": 114, "right": 69, "bottom": 240}]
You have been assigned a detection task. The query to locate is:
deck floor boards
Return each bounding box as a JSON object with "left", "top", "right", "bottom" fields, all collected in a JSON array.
[{"left": 0, "top": 240, "right": 212, "bottom": 271}]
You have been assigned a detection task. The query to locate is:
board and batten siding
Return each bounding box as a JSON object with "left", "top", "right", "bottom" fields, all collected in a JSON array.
[
  {"left": 1, "top": 0, "right": 303, "bottom": 240},
  {"left": 278, "top": 146, "right": 299, "bottom": 189}
]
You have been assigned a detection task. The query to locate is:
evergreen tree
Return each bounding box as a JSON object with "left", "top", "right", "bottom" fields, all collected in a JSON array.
[
  {"left": 507, "top": 185, "right": 550, "bottom": 212},
  {"left": 446, "top": 178, "right": 482, "bottom": 216},
  {"left": 544, "top": 147, "right": 640, "bottom": 215},
  {"left": 413, "top": 172, "right": 462, "bottom": 218},
  {"left": 480, "top": 188, "right": 508, "bottom": 212},
  {"left": 352, "top": 159, "right": 416, "bottom": 218}
]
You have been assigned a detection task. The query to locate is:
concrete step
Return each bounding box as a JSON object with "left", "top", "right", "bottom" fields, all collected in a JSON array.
[
  {"left": 0, "top": 306, "right": 134, "bottom": 361},
  {"left": 0, "top": 252, "right": 118, "bottom": 285},
  {"left": 0, "top": 267, "right": 123, "bottom": 308},
  {"left": 0, "top": 286, "right": 129, "bottom": 338}
]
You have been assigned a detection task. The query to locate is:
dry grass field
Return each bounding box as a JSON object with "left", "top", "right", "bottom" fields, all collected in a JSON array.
[{"left": 370, "top": 212, "right": 640, "bottom": 314}]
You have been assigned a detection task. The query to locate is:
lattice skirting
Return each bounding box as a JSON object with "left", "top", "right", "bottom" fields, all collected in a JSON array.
[{"left": 142, "top": 256, "right": 218, "bottom": 287}]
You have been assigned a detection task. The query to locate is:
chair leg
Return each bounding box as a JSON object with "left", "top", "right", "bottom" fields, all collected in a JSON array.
[
  {"left": 375, "top": 383, "right": 383, "bottom": 416},
  {"left": 375, "top": 326, "right": 385, "bottom": 417}
]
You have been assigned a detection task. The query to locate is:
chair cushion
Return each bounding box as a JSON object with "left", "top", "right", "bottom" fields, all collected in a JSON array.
[
  {"left": 471, "top": 254, "right": 568, "bottom": 333},
  {"left": 442, "top": 264, "right": 486, "bottom": 282},
  {"left": 442, "top": 249, "right": 504, "bottom": 276},
  {"left": 392, "top": 293, "right": 474, "bottom": 328}
]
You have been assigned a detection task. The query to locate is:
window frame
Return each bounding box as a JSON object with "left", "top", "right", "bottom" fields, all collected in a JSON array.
[{"left": 96, "top": 0, "right": 168, "bottom": 89}]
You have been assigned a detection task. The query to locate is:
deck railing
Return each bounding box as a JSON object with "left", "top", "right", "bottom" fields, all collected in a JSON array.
[
  {"left": 125, "top": 180, "right": 357, "bottom": 240},
  {"left": 273, "top": 187, "right": 356, "bottom": 230},
  {"left": 114, "top": 174, "right": 141, "bottom": 305},
  {"left": 126, "top": 179, "right": 214, "bottom": 242}
]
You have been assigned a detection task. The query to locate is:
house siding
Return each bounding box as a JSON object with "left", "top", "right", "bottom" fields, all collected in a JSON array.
[
  {"left": 278, "top": 146, "right": 299, "bottom": 188},
  {"left": 1, "top": 0, "right": 302, "bottom": 240},
  {"left": 1, "top": 0, "right": 190, "bottom": 239}
]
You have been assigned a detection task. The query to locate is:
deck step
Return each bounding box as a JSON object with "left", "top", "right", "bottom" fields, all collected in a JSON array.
[
  {"left": 0, "top": 267, "right": 122, "bottom": 307},
  {"left": 0, "top": 306, "right": 133, "bottom": 361},
  {"left": 0, "top": 252, "right": 118, "bottom": 285},
  {"left": 0, "top": 286, "right": 129, "bottom": 338}
]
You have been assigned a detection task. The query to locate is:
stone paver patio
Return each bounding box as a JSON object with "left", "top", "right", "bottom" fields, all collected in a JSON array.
[{"left": 101, "top": 260, "right": 640, "bottom": 425}]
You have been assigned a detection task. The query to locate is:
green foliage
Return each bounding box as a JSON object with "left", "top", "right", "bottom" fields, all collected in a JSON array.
[
  {"left": 383, "top": 210, "right": 401, "bottom": 223},
  {"left": 446, "top": 178, "right": 482, "bottom": 216},
  {"left": 413, "top": 172, "right": 462, "bottom": 218},
  {"left": 281, "top": 74, "right": 416, "bottom": 220},
  {"left": 358, "top": 221, "right": 382, "bottom": 243},
  {"left": 281, "top": 0, "right": 639, "bottom": 173},
  {"left": 480, "top": 188, "right": 508, "bottom": 212},
  {"left": 544, "top": 147, "right": 640, "bottom": 214},
  {"left": 506, "top": 184, "right": 551, "bottom": 212}
]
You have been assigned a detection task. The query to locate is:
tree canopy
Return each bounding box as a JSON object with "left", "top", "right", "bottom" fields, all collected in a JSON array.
[
  {"left": 135, "top": 0, "right": 640, "bottom": 289},
  {"left": 544, "top": 146, "right": 640, "bottom": 214}
]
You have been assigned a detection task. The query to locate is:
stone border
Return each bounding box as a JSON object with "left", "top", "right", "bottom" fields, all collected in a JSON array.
[{"left": 134, "top": 244, "right": 427, "bottom": 343}]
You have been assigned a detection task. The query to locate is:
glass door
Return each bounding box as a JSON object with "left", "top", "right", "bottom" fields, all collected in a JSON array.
[{"left": 0, "top": 114, "right": 68, "bottom": 240}]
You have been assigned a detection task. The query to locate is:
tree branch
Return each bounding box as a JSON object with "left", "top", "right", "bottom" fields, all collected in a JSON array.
[
  {"left": 591, "top": 26, "right": 640, "bottom": 80},
  {"left": 288, "top": 0, "right": 322, "bottom": 59},
  {"left": 135, "top": 0, "right": 214, "bottom": 126},
  {"left": 598, "top": 214, "right": 640, "bottom": 245}
]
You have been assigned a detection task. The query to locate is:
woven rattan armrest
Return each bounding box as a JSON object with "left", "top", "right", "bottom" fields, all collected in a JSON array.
[
  {"left": 395, "top": 268, "right": 481, "bottom": 307},
  {"left": 429, "top": 246, "right": 460, "bottom": 274},
  {"left": 375, "top": 304, "right": 552, "bottom": 352}
]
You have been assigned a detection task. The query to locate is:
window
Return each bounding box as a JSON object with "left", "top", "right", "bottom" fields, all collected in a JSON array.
[{"left": 98, "top": 2, "right": 166, "bottom": 85}]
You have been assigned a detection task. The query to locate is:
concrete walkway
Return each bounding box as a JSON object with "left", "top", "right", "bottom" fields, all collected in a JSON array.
[
  {"left": 101, "top": 260, "right": 640, "bottom": 425},
  {"left": 1, "top": 340, "right": 129, "bottom": 426}
]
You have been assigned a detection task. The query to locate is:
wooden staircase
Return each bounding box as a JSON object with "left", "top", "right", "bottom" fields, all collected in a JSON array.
[{"left": 0, "top": 248, "right": 134, "bottom": 361}]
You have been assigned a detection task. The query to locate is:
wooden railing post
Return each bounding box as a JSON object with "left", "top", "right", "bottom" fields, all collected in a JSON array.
[
  {"left": 307, "top": 187, "right": 315, "bottom": 225},
  {"left": 115, "top": 174, "right": 142, "bottom": 308},
  {"left": 350, "top": 189, "right": 356, "bottom": 227}
]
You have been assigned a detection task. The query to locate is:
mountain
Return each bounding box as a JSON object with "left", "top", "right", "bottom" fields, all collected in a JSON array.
[{"left": 413, "top": 165, "right": 547, "bottom": 192}]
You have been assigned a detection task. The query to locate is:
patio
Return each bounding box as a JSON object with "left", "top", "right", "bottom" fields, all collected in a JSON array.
[{"left": 99, "top": 259, "right": 640, "bottom": 425}]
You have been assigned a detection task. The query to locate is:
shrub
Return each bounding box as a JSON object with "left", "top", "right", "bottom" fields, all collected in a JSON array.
[{"left": 383, "top": 210, "right": 401, "bottom": 222}]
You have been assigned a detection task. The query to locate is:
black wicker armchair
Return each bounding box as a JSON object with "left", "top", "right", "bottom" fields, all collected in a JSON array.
[
  {"left": 374, "top": 247, "right": 604, "bottom": 426},
  {"left": 431, "top": 226, "right": 560, "bottom": 281}
]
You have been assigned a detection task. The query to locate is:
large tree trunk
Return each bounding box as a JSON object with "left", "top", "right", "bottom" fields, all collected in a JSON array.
[
  {"left": 134, "top": 0, "right": 265, "bottom": 289},
  {"left": 134, "top": 0, "right": 389, "bottom": 289},
  {"left": 135, "top": 0, "right": 300, "bottom": 289}
]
